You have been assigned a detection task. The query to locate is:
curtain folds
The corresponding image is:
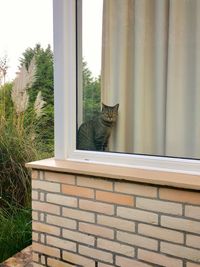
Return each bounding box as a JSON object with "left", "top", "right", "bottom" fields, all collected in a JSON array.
[{"left": 101, "top": 0, "right": 200, "bottom": 158}]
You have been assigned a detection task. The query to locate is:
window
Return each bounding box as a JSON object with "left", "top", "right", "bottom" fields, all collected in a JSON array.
[{"left": 53, "top": 0, "right": 200, "bottom": 174}]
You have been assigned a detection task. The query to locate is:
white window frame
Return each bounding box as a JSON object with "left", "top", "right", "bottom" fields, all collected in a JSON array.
[{"left": 53, "top": 0, "right": 200, "bottom": 175}]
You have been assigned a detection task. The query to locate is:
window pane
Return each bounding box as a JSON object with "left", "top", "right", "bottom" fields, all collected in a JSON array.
[{"left": 77, "top": 0, "right": 200, "bottom": 160}]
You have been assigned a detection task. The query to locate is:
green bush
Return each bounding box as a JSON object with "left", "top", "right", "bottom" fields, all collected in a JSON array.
[
  {"left": 0, "top": 87, "right": 36, "bottom": 262},
  {"left": 0, "top": 202, "right": 32, "bottom": 263},
  {"left": 0, "top": 44, "right": 54, "bottom": 262},
  {"left": 0, "top": 119, "right": 37, "bottom": 206}
]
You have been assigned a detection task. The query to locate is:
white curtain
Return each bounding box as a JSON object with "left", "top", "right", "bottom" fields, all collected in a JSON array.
[{"left": 101, "top": 0, "right": 200, "bottom": 159}]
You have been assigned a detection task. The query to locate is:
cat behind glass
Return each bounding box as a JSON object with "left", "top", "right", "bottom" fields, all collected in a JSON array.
[{"left": 77, "top": 103, "right": 119, "bottom": 151}]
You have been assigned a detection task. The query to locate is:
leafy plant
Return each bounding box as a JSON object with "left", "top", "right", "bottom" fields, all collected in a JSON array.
[
  {"left": 21, "top": 44, "right": 54, "bottom": 155},
  {"left": 0, "top": 202, "right": 32, "bottom": 263},
  {"left": 82, "top": 60, "right": 101, "bottom": 121},
  {"left": 0, "top": 45, "right": 101, "bottom": 263},
  {"left": 0, "top": 45, "right": 54, "bottom": 262},
  {"left": 0, "top": 118, "right": 37, "bottom": 206}
]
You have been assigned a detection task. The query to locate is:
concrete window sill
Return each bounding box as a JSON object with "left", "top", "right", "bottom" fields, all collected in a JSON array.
[{"left": 26, "top": 158, "right": 200, "bottom": 190}]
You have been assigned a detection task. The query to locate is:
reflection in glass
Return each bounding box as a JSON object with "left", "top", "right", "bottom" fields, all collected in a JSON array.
[{"left": 77, "top": 0, "right": 200, "bottom": 160}]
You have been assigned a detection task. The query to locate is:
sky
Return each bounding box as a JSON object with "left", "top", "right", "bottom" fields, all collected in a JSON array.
[
  {"left": 0, "top": 0, "right": 103, "bottom": 82},
  {"left": 0, "top": 0, "right": 53, "bottom": 81}
]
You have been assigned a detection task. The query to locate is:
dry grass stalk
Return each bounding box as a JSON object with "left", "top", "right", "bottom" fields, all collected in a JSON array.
[
  {"left": 34, "top": 91, "right": 46, "bottom": 118},
  {"left": 12, "top": 58, "right": 36, "bottom": 115}
]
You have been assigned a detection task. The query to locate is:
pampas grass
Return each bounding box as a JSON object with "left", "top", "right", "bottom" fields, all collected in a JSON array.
[{"left": 0, "top": 48, "right": 51, "bottom": 262}]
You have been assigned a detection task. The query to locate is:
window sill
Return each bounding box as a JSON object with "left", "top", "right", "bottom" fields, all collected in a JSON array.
[{"left": 26, "top": 158, "right": 200, "bottom": 190}]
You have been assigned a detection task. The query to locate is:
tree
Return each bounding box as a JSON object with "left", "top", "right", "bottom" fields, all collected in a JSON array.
[
  {"left": 20, "top": 44, "right": 54, "bottom": 155},
  {"left": 82, "top": 60, "right": 101, "bottom": 122},
  {"left": 19, "top": 46, "right": 100, "bottom": 153},
  {"left": 20, "top": 44, "right": 54, "bottom": 105}
]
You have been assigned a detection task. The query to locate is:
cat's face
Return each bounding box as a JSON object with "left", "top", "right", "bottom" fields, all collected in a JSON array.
[{"left": 101, "top": 103, "right": 119, "bottom": 122}]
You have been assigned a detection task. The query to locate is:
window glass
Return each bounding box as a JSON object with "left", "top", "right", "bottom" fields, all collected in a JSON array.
[{"left": 77, "top": 0, "right": 200, "bottom": 160}]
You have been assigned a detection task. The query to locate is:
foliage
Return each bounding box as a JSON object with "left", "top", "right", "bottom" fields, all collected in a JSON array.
[
  {"left": 0, "top": 82, "right": 13, "bottom": 119},
  {"left": 0, "top": 45, "right": 101, "bottom": 263},
  {"left": 0, "top": 203, "right": 31, "bottom": 263},
  {"left": 0, "top": 44, "right": 54, "bottom": 262},
  {"left": 0, "top": 44, "right": 54, "bottom": 208},
  {"left": 0, "top": 54, "right": 9, "bottom": 85},
  {"left": 33, "top": 104, "right": 54, "bottom": 156},
  {"left": 0, "top": 118, "right": 38, "bottom": 206},
  {"left": 21, "top": 44, "right": 54, "bottom": 155},
  {"left": 82, "top": 60, "right": 101, "bottom": 122},
  {"left": 20, "top": 44, "right": 54, "bottom": 105}
]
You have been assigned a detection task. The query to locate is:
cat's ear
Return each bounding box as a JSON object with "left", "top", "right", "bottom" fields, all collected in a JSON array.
[
  {"left": 114, "top": 103, "right": 119, "bottom": 111},
  {"left": 102, "top": 103, "right": 107, "bottom": 111}
]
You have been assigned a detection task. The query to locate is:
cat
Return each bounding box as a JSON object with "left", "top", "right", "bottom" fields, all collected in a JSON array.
[{"left": 77, "top": 103, "right": 119, "bottom": 151}]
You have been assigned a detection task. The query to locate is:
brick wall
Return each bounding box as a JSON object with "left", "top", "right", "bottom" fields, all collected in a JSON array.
[{"left": 32, "top": 169, "right": 200, "bottom": 267}]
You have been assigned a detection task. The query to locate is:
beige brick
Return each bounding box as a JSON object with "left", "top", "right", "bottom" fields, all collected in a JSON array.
[
  {"left": 187, "top": 263, "right": 200, "bottom": 267},
  {"left": 62, "top": 207, "right": 95, "bottom": 222},
  {"left": 117, "top": 207, "right": 158, "bottom": 225},
  {"left": 32, "top": 190, "right": 39, "bottom": 200},
  {"left": 32, "top": 211, "right": 39, "bottom": 221},
  {"left": 115, "top": 182, "right": 157, "bottom": 198},
  {"left": 98, "top": 263, "right": 114, "bottom": 267},
  {"left": 47, "top": 258, "right": 74, "bottom": 267},
  {"left": 40, "top": 233, "right": 45, "bottom": 243},
  {"left": 138, "top": 249, "right": 183, "bottom": 267},
  {"left": 97, "top": 215, "right": 135, "bottom": 232},
  {"left": 96, "top": 191, "right": 134, "bottom": 206},
  {"left": 32, "top": 263, "right": 43, "bottom": 267},
  {"left": 161, "top": 242, "right": 200, "bottom": 262},
  {"left": 32, "top": 201, "right": 60, "bottom": 215},
  {"left": 186, "top": 234, "right": 200, "bottom": 249},
  {"left": 39, "top": 171, "right": 44, "bottom": 180},
  {"left": 77, "top": 176, "right": 113, "bottom": 191},
  {"left": 32, "top": 170, "right": 38, "bottom": 179},
  {"left": 62, "top": 184, "right": 94, "bottom": 198},
  {"left": 47, "top": 214, "right": 77, "bottom": 230},
  {"left": 116, "top": 256, "right": 152, "bottom": 267},
  {"left": 39, "top": 213, "right": 45, "bottom": 222},
  {"left": 79, "top": 222, "right": 114, "bottom": 239},
  {"left": 40, "top": 255, "right": 45, "bottom": 265},
  {"left": 47, "top": 193, "right": 77, "bottom": 208},
  {"left": 138, "top": 224, "right": 184, "bottom": 244},
  {"left": 79, "top": 245, "right": 113, "bottom": 263},
  {"left": 32, "top": 232, "right": 39, "bottom": 242},
  {"left": 63, "top": 229, "right": 95, "bottom": 245},
  {"left": 45, "top": 171, "right": 75, "bottom": 185},
  {"left": 33, "top": 262, "right": 44, "bottom": 267},
  {"left": 79, "top": 199, "right": 114, "bottom": 215},
  {"left": 97, "top": 238, "right": 135, "bottom": 257},
  {"left": 39, "top": 192, "right": 45, "bottom": 202},
  {"left": 32, "top": 242, "right": 60, "bottom": 258},
  {"left": 136, "top": 197, "right": 182, "bottom": 215},
  {"left": 159, "top": 188, "right": 200, "bottom": 205},
  {"left": 185, "top": 205, "right": 200, "bottom": 220},
  {"left": 117, "top": 231, "right": 158, "bottom": 251},
  {"left": 161, "top": 216, "right": 200, "bottom": 234},
  {"left": 32, "top": 180, "right": 60, "bottom": 192},
  {"left": 63, "top": 250, "right": 95, "bottom": 266},
  {"left": 33, "top": 222, "right": 60, "bottom": 236},
  {"left": 46, "top": 235, "right": 76, "bottom": 252},
  {"left": 32, "top": 252, "right": 39, "bottom": 262}
]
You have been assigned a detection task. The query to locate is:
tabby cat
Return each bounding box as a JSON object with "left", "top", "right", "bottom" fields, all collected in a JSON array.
[{"left": 77, "top": 103, "right": 119, "bottom": 151}]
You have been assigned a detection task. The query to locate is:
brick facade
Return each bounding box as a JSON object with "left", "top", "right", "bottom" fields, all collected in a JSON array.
[{"left": 32, "top": 169, "right": 200, "bottom": 267}]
